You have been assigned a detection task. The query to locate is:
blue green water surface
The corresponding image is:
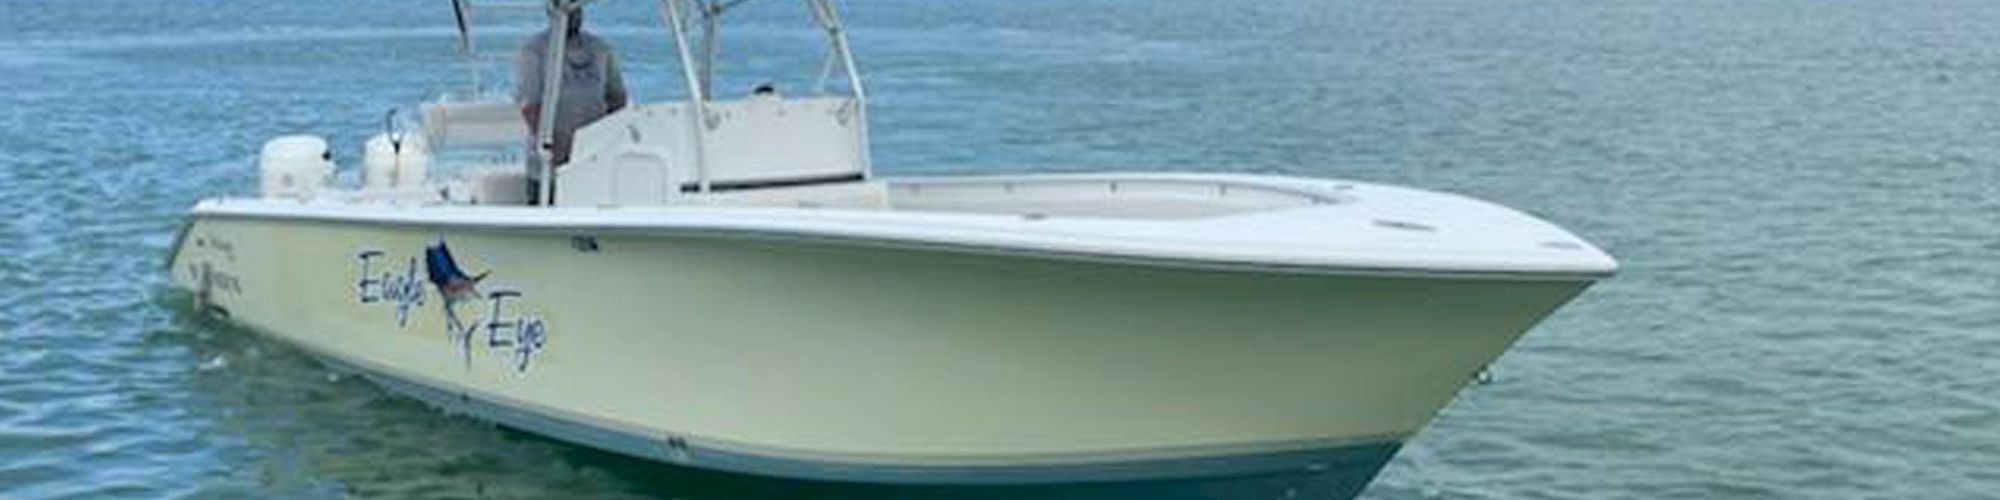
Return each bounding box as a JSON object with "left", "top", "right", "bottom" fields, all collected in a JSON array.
[{"left": 2, "top": 0, "right": 1996, "bottom": 498}]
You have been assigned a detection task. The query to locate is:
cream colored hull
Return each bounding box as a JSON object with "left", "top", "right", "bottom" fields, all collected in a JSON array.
[{"left": 169, "top": 209, "right": 1592, "bottom": 494}]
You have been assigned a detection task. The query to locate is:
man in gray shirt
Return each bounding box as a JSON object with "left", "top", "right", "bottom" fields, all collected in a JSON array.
[{"left": 516, "top": 10, "right": 628, "bottom": 203}]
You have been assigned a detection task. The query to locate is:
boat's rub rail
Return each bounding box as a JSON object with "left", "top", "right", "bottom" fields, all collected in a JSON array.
[
  {"left": 186, "top": 208, "right": 1615, "bottom": 282},
  {"left": 185, "top": 172, "right": 1617, "bottom": 280}
]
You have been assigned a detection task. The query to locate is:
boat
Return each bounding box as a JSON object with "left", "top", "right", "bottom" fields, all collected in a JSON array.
[{"left": 166, "top": 0, "right": 1618, "bottom": 498}]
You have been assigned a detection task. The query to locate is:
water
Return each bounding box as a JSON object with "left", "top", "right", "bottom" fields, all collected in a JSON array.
[{"left": 3, "top": 0, "right": 1996, "bottom": 498}]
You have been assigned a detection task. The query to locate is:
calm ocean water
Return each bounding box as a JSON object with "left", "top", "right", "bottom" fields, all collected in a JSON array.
[{"left": 3, "top": 0, "right": 1997, "bottom": 498}]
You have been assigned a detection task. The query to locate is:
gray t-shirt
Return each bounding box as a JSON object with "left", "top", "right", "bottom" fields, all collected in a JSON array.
[{"left": 515, "top": 30, "right": 627, "bottom": 175}]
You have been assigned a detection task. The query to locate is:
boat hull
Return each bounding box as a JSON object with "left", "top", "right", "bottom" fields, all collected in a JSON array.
[{"left": 169, "top": 208, "right": 1593, "bottom": 497}]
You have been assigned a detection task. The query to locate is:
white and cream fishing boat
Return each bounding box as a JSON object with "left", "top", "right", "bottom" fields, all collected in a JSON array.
[{"left": 168, "top": 0, "right": 1617, "bottom": 498}]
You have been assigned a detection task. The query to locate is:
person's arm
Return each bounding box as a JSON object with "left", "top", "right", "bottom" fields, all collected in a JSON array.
[
  {"left": 515, "top": 39, "right": 545, "bottom": 136},
  {"left": 605, "top": 50, "right": 628, "bottom": 113},
  {"left": 520, "top": 103, "right": 542, "bottom": 137}
]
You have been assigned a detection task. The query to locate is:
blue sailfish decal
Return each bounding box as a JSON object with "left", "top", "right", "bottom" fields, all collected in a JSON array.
[
  {"left": 425, "top": 240, "right": 488, "bottom": 302},
  {"left": 425, "top": 239, "right": 488, "bottom": 365}
]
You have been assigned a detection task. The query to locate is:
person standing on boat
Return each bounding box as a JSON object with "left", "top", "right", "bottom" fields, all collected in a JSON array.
[{"left": 515, "top": 10, "right": 628, "bottom": 203}]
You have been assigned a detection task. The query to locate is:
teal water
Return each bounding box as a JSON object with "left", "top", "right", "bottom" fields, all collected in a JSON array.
[{"left": 4, "top": 0, "right": 1998, "bottom": 498}]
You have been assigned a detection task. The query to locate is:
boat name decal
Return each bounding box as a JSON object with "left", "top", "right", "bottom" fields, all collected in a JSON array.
[
  {"left": 352, "top": 240, "right": 549, "bottom": 373},
  {"left": 355, "top": 250, "right": 427, "bottom": 327}
]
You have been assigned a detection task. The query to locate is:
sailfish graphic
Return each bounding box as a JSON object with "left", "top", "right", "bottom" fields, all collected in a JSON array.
[
  {"left": 425, "top": 239, "right": 489, "bottom": 364},
  {"left": 425, "top": 240, "right": 488, "bottom": 302}
]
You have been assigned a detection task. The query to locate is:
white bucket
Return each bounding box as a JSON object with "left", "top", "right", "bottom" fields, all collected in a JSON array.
[{"left": 259, "top": 135, "right": 334, "bottom": 199}]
